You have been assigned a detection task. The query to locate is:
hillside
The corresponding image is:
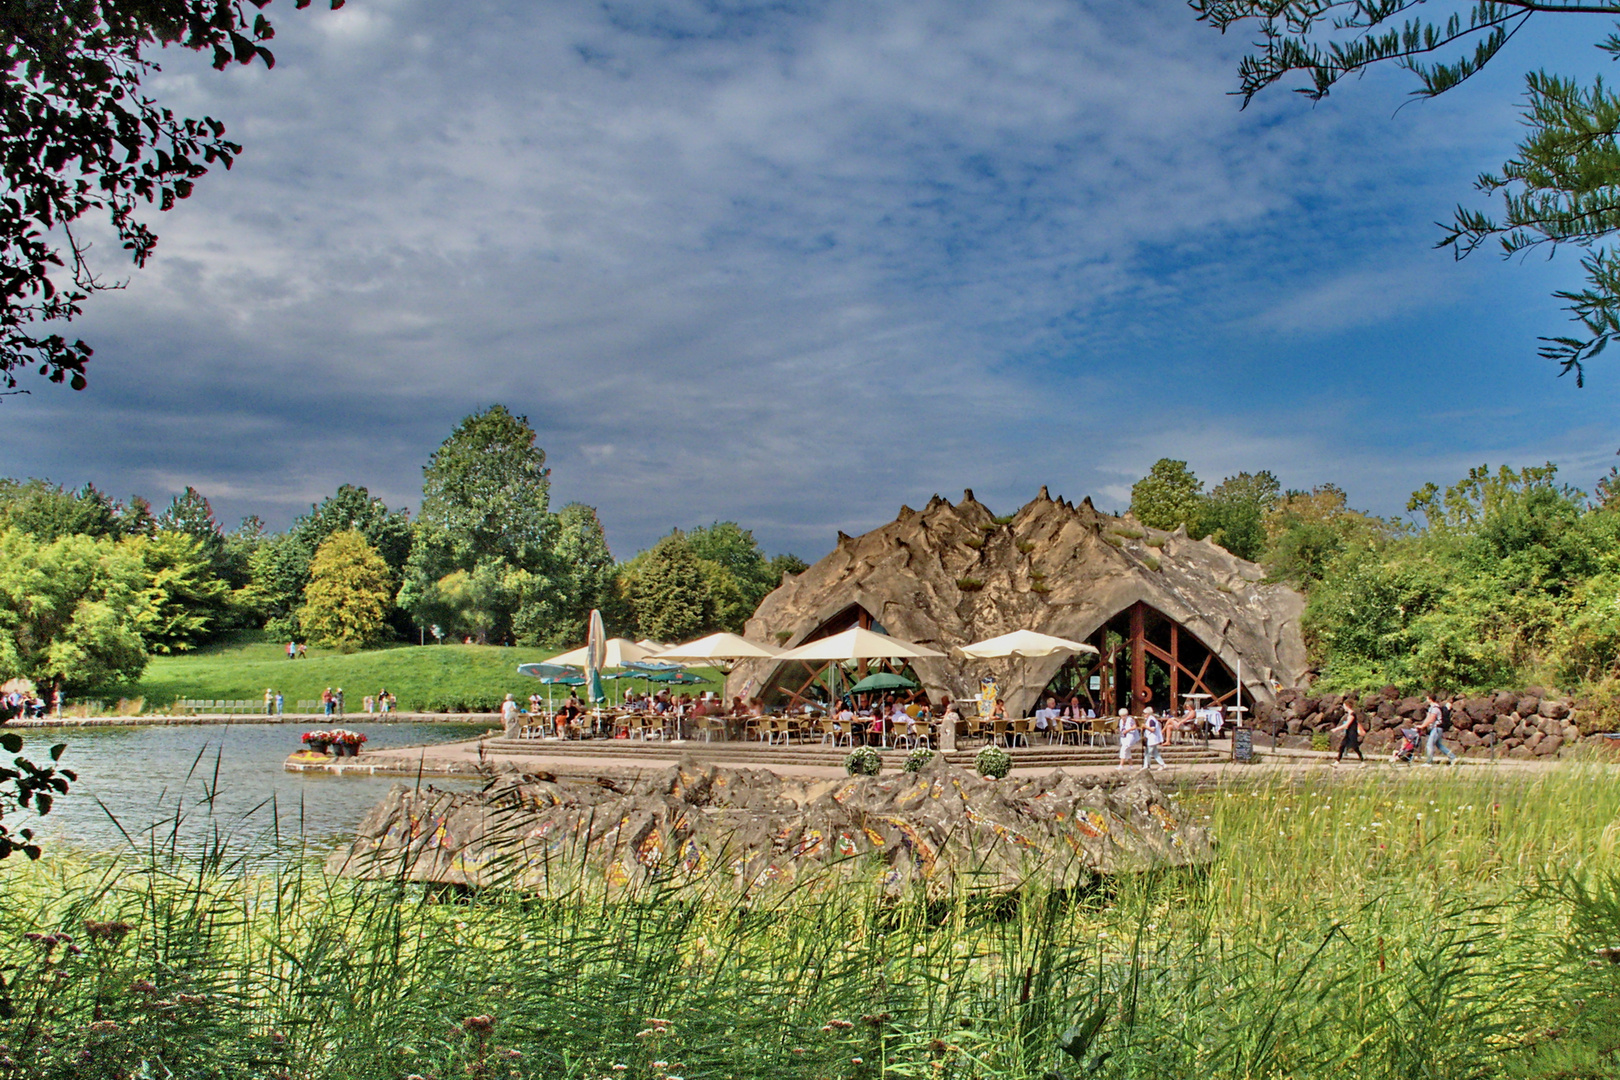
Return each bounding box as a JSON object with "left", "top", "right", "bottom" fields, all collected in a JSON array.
[{"left": 84, "top": 636, "right": 723, "bottom": 713}]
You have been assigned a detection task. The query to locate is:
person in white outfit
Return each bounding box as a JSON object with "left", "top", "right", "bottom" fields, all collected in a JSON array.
[
  {"left": 1117, "top": 708, "right": 1141, "bottom": 769},
  {"left": 1142, "top": 707, "right": 1167, "bottom": 769}
]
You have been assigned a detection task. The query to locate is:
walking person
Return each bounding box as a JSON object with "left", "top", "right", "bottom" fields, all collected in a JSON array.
[
  {"left": 287, "top": 640, "right": 296, "bottom": 660},
  {"left": 1117, "top": 708, "right": 1142, "bottom": 770},
  {"left": 1423, "top": 694, "right": 1457, "bottom": 766},
  {"left": 502, "top": 693, "right": 521, "bottom": 738},
  {"left": 1141, "top": 707, "right": 1167, "bottom": 770},
  {"left": 274, "top": 691, "right": 283, "bottom": 716},
  {"left": 1331, "top": 699, "right": 1365, "bottom": 766}
]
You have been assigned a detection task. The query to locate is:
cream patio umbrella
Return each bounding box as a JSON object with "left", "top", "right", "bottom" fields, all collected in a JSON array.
[
  {"left": 652, "top": 632, "right": 782, "bottom": 667},
  {"left": 956, "top": 630, "right": 1099, "bottom": 659},
  {"left": 775, "top": 627, "right": 945, "bottom": 724},
  {"left": 957, "top": 630, "right": 1099, "bottom": 738},
  {"left": 545, "top": 637, "right": 659, "bottom": 670}
]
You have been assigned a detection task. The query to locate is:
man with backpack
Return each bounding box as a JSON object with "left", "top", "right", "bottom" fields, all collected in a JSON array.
[{"left": 1422, "top": 693, "right": 1457, "bottom": 766}]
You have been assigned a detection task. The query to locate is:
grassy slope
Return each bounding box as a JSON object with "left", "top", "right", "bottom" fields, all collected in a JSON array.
[{"left": 91, "top": 637, "right": 723, "bottom": 712}]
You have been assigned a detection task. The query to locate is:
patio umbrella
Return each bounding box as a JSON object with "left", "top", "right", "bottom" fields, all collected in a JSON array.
[
  {"left": 774, "top": 626, "right": 945, "bottom": 662},
  {"left": 776, "top": 627, "right": 944, "bottom": 714},
  {"left": 647, "top": 671, "right": 707, "bottom": 685},
  {"left": 848, "top": 671, "right": 918, "bottom": 694},
  {"left": 517, "top": 660, "right": 583, "bottom": 711},
  {"left": 956, "top": 630, "right": 1099, "bottom": 659},
  {"left": 546, "top": 637, "right": 660, "bottom": 670},
  {"left": 652, "top": 632, "right": 781, "bottom": 663},
  {"left": 635, "top": 639, "right": 670, "bottom": 653},
  {"left": 585, "top": 610, "right": 607, "bottom": 704}
]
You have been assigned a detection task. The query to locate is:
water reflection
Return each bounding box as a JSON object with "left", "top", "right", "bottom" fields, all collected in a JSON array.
[{"left": 16, "top": 720, "right": 494, "bottom": 856}]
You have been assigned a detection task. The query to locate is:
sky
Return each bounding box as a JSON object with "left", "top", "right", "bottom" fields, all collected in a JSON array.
[{"left": 5, "top": 0, "right": 1619, "bottom": 562}]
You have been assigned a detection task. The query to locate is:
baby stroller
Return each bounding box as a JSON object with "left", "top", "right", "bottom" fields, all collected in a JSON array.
[{"left": 1391, "top": 727, "right": 1421, "bottom": 764}]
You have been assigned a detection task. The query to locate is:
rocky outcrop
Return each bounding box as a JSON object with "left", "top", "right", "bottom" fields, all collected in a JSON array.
[
  {"left": 729, "top": 489, "right": 1308, "bottom": 717},
  {"left": 327, "top": 757, "right": 1216, "bottom": 896}
]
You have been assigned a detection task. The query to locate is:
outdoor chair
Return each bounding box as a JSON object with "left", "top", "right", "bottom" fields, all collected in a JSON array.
[
  {"left": 989, "top": 719, "right": 1011, "bottom": 747},
  {"left": 1011, "top": 718, "right": 1032, "bottom": 747}
]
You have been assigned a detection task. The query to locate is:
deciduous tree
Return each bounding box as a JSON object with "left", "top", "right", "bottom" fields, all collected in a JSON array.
[
  {"left": 0, "top": 528, "right": 147, "bottom": 691},
  {"left": 296, "top": 530, "right": 392, "bottom": 651},
  {"left": 1129, "top": 459, "right": 1206, "bottom": 533}
]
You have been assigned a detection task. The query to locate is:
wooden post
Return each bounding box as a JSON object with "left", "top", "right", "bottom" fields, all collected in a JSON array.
[
  {"left": 1170, "top": 622, "right": 1180, "bottom": 713},
  {"left": 1130, "top": 602, "right": 1147, "bottom": 711}
]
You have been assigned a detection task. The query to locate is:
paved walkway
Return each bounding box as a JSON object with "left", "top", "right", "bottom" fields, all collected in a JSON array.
[{"left": 286, "top": 734, "right": 1564, "bottom": 785}]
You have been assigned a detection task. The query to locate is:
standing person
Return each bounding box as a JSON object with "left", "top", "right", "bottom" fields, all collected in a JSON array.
[
  {"left": 502, "top": 693, "right": 521, "bottom": 738},
  {"left": 335, "top": 688, "right": 345, "bottom": 718},
  {"left": 264, "top": 688, "right": 274, "bottom": 716},
  {"left": 1423, "top": 694, "right": 1457, "bottom": 766},
  {"left": 1117, "top": 708, "right": 1141, "bottom": 770},
  {"left": 274, "top": 691, "right": 284, "bottom": 716},
  {"left": 1332, "top": 699, "right": 1366, "bottom": 766},
  {"left": 321, "top": 688, "right": 333, "bottom": 717},
  {"left": 287, "top": 640, "right": 296, "bottom": 660},
  {"left": 1142, "top": 707, "right": 1167, "bottom": 769}
]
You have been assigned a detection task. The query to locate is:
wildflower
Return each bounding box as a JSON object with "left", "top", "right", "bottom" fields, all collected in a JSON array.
[
  {"left": 83, "top": 920, "right": 132, "bottom": 945},
  {"left": 929, "top": 1039, "right": 949, "bottom": 1055},
  {"left": 462, "top": 1015, "right": 495, "bottom": 1034},
  {"left": 87, "top": 1020, "right": 119, "bottom": 1036},
  {"left": 653, "top": 1062, "right": 668, "bottom": 1069},
  {"left": 612, "top": 1066, "right": 629, "bottom": 1072},
  {"left": 129, "top": 979, "right": 158, "bottom": 995},
  {"left": 852, "top": 1057, "right": 864, "bottom": 1065},
  {"left": 176, "top": 993, "right": 209, "bottom": 1007}
]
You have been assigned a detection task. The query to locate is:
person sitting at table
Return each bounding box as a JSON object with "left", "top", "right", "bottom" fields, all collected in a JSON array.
[
  {"left": 732, "top": 695, "right": 749, "bottom": 717},
  {"left": 990, "top": 698, "right": 1007, "bottom": 722},
  {"left": 890, "top": 699, "right": 913, "bottom": 734},
  {"left": 1060, "top": 695, "right": 1086, "bottom": 739},
  {"left": 1033, "top": 695, "right": 1060, "bottom": 734}
]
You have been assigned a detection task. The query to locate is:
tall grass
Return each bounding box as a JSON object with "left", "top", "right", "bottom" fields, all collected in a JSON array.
[{"left": 0, "top": 767, "right": 1616, "bottom": 1079}]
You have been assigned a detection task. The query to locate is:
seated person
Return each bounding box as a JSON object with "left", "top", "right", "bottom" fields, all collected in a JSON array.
[{"left": 1033, "top": 695, "right": 1060, "bottom": 732}]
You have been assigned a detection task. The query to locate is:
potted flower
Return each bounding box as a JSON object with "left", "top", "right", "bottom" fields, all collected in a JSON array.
[
  {"left": 331, "top": 729, "right": 368, "bottom": 757},
  {"left": 301, "top": 730, "right": 333, "bottom": 755}
]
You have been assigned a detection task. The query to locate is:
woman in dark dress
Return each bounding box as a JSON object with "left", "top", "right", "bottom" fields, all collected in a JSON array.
[{"left": 1332, "top": 699, "right": 1366, "bottom": 765}]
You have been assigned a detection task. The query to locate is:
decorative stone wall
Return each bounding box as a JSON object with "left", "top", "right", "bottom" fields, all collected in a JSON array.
[
  {"left": 327, "top": 756, "right": 1216, "bottom": 896},
  {"left": 1255, "top": 687, "right": 1598, "bottom": 758}
]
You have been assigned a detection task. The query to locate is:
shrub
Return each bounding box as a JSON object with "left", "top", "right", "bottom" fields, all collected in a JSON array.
[
  {"left": 956, "top": 577, "right": 986, "bottom": 592},
  {"left": 1143, "top": 555, "right": 1162, "bottom": 572},
  {"left": 1144, "top": 535, "right": 1166, "bottom": 548},
  {"left": 1016, "top": 541, "right": 1036, "bottom": 554},
  {"left": 963, "top": 536, "right": 985, "bottom": 550},
  {"left": 1031, "top": 582, "right": 1052, "bottom": 594},
  {"left": 902, "top": 747, "right": 936, "bottom": 772},
  {"left": 992, "top": 514, "right": 1016, "bottom": 525},
  {"left": 845, "top": 746, "right": 882, "bottom": 776},
  {"left": 1310, "top": 730, "right": 1331, "bottom": 752},
  {"left": 1109, "top": 525, "right": 1146, "bottom": 540},
  {"left": 976, "top": 745, "right": 1011, "bottom": 779},
  {"left": 773, "top": 631, "right": 792, "bottom": 645}
]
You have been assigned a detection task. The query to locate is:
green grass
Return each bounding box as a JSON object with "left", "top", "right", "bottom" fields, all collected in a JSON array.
[
  {"left": 85, "top": 635, "right": 724, "bottom": 713},
  {"left": 0, "top": 767, "right": 1616, "bottom": 1079}
]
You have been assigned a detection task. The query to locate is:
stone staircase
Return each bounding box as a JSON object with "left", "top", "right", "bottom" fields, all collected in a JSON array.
[{"left": 479, "top": 736, "right": 1225, "bottom": 770}]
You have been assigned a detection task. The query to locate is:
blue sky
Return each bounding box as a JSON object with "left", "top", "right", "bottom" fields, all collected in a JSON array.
[{"left": 6, "top": 0, "right": 1618, "bottom": 560}]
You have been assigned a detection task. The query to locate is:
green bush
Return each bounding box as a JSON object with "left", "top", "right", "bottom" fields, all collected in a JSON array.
[
  {"left": 845, "top": 746, "right": 882, "bottom": 776},
  {"left": 1310, "top": 730, "right": 1331, "bottom": 752},
  {"left": 976, "top": 744, "right": 1011, "bottom": 779},
  {"left": 956, "top": 577, "right": 985, "bottom": 592},
  {"left": 902, "top": 747, "right": 936, "bottom": 772}
]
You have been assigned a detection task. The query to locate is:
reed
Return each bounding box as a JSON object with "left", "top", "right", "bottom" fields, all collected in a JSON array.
[{"left": 0, "top": 766, "right": 1615, "bottom": 1079}]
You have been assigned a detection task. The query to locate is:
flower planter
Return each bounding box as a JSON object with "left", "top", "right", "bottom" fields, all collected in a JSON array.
[{"left": 308, "top": 740, "right": 331, "bottom": 755}]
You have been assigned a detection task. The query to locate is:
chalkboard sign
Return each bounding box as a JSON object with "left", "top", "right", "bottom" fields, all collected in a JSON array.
[{"left": 1232, "top": 728, "right": 1254, "bottom": 762}]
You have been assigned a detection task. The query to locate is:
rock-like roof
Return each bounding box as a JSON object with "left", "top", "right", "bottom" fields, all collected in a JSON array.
[{"left": 728, "top": 488, "right": 1308, "bottom": 715}]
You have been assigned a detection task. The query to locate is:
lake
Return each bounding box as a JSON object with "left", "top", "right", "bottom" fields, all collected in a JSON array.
[{"left": 14, "top": 720, "right": 497, "bottom": 857}]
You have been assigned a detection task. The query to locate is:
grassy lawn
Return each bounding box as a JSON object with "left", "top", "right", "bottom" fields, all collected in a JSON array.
[
  {"left": 84, "top": 635, "right": 724, "bottom": 713},
  {"left": 0, "top": 766, "right": 1616, "bottom": 1078}
]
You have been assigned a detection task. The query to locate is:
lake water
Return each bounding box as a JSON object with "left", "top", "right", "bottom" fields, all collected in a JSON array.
[{"left": 14, "top": 720, "right": 496, "bottom": 857}]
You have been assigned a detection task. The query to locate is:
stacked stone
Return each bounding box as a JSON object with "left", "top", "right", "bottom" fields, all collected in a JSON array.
[{"left": 1256, "top": 687, "right": 1585, "bottom": 759}]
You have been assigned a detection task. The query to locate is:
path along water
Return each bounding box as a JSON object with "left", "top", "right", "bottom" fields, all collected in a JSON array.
[{"left": 13, "top": 720, "right": 496, "bottom": 857}]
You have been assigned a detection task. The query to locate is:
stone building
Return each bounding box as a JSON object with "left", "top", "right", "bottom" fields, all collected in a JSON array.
[{"left": 727, "top": 488, "right": 1309, "bottom": 719}]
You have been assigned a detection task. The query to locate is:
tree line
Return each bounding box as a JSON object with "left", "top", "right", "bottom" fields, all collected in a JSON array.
[
  {"left": 0, "top": 406, "right": 806, "bottom": 695},
  {"left": 1128, "top": 457, "right": 1620, "bottom": 694}
]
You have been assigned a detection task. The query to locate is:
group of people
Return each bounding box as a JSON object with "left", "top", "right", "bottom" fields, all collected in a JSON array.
[
  {"left": 284, "top": 641, "right": 308, "bottom": 660},
  {"left": 2, "top": 687, "right": 57, "bottom": 720},
  {"left": 1330, "top": 693, "right": 1459, "bottom": 767}
]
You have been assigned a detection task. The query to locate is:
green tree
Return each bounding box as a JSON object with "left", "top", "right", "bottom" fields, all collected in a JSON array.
[
  {"left": 1200, "top": 471, "right": 1280, "bottom": 562},
  {"left": 0, "top": 0, "right": 343, "bottom": 391},
  {"left": 0, "top": 479, "right": 151, "bottom": 539},
  {"left": 1129, "top": 459, "right": 1206, "bottom": 533},
  {"left": 123, "top": 530, "right": 231, "bottom": 653},
  {"left": 549, "top": 503, "right": 616, "bottom": 644},
  {"left": 296, "top": 530, "right": 393, "bottom": 651},
  {"left": 1263, "top": 484, "right": 1393, "bottom": 587},
  {"left": 1192, "top": 0, "right": 1620, "bottom": 380},
  {"left": 628, "top": 532, "right": 709, "bottom": 643},
  {"left": 401, "top": 407, "right": 566, "bottom": 642},
  {"left": 0, "top": 528, "right": 147, "bottom": 692},
  {"left": 157, "top": 486, "right": 225, "bottom": 564}
]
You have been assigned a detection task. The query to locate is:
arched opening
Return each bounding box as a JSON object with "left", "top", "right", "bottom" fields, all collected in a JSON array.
[
  {"left": 756, "top": 605, "right": 930, "bottom": 712},
  {"left": 1039, "top": 601, "right": 1238, "bottom": 714}
]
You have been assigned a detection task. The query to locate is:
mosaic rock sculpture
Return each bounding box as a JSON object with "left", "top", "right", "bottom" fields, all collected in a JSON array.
[{"left": 327, "top": 755, "right": 1216, "bottom": 895}]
